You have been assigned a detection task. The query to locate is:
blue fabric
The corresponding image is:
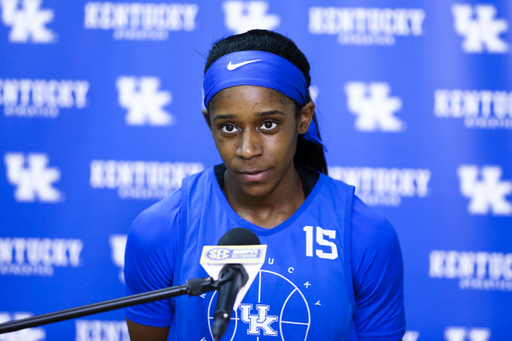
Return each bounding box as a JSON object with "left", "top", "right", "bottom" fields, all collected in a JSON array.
[
  {"left": 124, "top": 167, "right": 405, "bottom": 340},
  {"left": 203, "top": 51, "right": 307, "bottom": 107},
  {"left": 203, "top": 50, "right": 326, "bottom": 151}
]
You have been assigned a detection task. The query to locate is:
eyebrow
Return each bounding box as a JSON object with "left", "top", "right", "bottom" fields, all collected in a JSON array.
[{"left": 212, "top": 110, "right": 285, "bottom": 122}]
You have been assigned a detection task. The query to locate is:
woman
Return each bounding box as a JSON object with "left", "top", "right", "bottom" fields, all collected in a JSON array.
[{"left": 124, "top": 29, "right": 405, "bottom": 341}]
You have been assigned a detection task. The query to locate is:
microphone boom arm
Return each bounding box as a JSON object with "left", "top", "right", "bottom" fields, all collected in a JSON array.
[{"left": 0, "top": 276, "right": 219, "bottom": 335}]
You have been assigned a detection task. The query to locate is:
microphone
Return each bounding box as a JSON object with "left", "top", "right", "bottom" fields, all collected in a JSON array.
[{"left": 204, "top": 228, "right": 263, "bottom": 341}]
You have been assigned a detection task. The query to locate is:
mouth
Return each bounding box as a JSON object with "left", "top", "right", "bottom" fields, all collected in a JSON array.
[{"left": 238, "top": 169, "right": 271, "bottom": 183}]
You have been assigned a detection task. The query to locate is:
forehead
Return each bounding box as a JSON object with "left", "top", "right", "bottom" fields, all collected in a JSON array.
[{"left": 208, "top": 85, "right": 295, "bottom": 114}]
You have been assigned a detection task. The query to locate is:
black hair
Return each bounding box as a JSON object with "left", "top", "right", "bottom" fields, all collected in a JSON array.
[{"left": 204, "top": 29, "right": 328, "bottom": 175}]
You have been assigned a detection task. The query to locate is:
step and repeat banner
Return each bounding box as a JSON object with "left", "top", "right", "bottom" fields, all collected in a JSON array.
[{"left": 1, "top": 0, "right": 511, "bottom": 340}]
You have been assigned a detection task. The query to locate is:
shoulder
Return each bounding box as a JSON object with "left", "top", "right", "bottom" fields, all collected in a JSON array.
[
  {"left": 126, "top": 189, "right": 183, "bottom": 263},
  {"left": 350, "top": 195, "right": 402, "bottom": 277},
  {"left": 351, "top": 195, "right": 398, "bottom": 249}
]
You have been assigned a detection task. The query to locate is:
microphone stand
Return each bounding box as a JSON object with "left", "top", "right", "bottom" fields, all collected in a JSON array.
[{"left": 0, "top": 276, "right": 226, "bottom": 334}]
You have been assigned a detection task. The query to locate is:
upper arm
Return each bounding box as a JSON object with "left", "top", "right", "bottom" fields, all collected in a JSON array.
[
  {"left": 124, "top": 192, "right": 181, "bottom": 328},
  {"left": 126, "top": 318, "right": 169, "bottom": 341},
  {"left": 351, "top": 196, "right": 406, "bottom": 341}
]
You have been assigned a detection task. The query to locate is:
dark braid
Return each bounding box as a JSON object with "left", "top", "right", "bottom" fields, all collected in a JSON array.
[{"left": 204, "top": 29, "right": 328, "bottom": 175}]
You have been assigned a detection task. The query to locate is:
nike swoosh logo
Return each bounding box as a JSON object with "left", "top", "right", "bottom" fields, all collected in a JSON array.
[{"left": 227, "top": 59, "right": 263, "bottom": 71}]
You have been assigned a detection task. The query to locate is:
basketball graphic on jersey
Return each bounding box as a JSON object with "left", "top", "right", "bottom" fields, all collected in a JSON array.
[{"left": 207, "top": 269, "right": 310, "bottom": 340}]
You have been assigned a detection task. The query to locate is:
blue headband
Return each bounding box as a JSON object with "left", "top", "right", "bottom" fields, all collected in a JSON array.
[{"left": 203, "top": 50, "right": 326, "bottom": 151}]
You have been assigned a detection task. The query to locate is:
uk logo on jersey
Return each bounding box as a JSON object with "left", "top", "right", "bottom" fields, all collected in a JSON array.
[
  {"left": 4, "top": 152, "right": 62, "bottom": 203},
  {"left": 344, "top": 82, "right": 404, "bottom": 132},
  {"left": 222, "top": 1, "right": 280, "bottom": 34},
  {"left": 240, "top": 304, "right": 278, "bottom": 336},
  {"left": 445, "top": 327, "right": 491, "bottom": 341},
  {"left": 0, "top": 312, "right": 45, "bottom": 340},
  {"left": 207, "top": 270, "right": 311, "bottom": 340},
  {"left": 109, "top": 234, "right": 127, "bottom": 283},
  {"left": 457, "top": 165, "right": 512, "bottom": 216},
  {"left": 452, "top": 4, "right": 509, "bottom": 54},
  {"left": 116, "top": 76, "right": 174, "bottom": 126},
  {"left": 0, "top": 0, "right": 55, "bottom": 43}
]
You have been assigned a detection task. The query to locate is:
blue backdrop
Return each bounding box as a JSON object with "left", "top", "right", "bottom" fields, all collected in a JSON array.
[{"left": 1, "top": 1, "right": 511, "bottom": 340}]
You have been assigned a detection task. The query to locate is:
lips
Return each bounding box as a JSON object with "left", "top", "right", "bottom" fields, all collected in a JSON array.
[{"left": 238, "top": 169, "right": 270, "bottom": 182}]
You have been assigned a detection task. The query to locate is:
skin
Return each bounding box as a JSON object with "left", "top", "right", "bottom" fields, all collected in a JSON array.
[
  {"left": 126, "top": 85, "right": 314, "bottom": 340},
  {"left": 126, "top": 85, "right": 403, "bottom": 341}
]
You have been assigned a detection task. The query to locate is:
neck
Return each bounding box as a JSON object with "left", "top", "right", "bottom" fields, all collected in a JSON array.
[{"left": 223, "top": 162, "right": 305, "bottom": 229}]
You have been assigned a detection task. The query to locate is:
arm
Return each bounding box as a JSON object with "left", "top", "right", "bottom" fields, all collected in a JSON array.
[
  {"left": 123, "top": 192, "right": 181, "bottom": 337},
  {"left": 126, "top": 318, "right": 169, "bottom": 341}
]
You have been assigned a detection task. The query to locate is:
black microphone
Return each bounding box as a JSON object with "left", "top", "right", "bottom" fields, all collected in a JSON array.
[{"left": 212, "top": 228, "right": 260, "bottom": 341}]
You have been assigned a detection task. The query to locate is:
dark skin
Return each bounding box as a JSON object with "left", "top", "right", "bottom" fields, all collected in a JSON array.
[
  {"left": 126, "top": 85, "right": 314, "bottom": 339},
  {"left": 126, "top": 85, "right": 403, "bottom": 341}
]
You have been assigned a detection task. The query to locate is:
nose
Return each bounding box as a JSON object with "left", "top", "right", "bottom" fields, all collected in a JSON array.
[{"left": 235, "top": 128, "right": 263, "bottom": 160}]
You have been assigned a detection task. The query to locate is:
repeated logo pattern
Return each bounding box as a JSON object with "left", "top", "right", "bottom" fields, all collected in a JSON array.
[
  {"left": 344, "top": 82, "right": 404, "bottom": 132},
  {"left": 0, "top": 0, "right": 55, "bottom": 43},
  {"left": 4, "top": 153, "right": 62, "bottom": 203},
  {"left": 223, "top": 1, "right": 280, "bottom": 34},
  {"left": 0, "top": 1, "right": 510, "bottom": 340},
  {"left": 452, "top": 4, "right": 509, "bottom": 53}
]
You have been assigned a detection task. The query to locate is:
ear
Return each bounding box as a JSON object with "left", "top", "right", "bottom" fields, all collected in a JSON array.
[
  {"left": 297, "top": 101, "right": 315, "bottom": 135},
  {"left": 202, "top": 109, "right": 213, "bottom": 135}
]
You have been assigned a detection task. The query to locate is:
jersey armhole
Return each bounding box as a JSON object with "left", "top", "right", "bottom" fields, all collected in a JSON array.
[
  {"left": 171, "top": 176, "right": 189, "bottom": 335},
  {"left": 342, "top": 185, "right": 357, "bottom": 317}
]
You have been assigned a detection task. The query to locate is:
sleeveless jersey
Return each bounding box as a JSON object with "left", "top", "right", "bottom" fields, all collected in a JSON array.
[{"left": 170, "top": 168, "right": 357, "bottom": 340}]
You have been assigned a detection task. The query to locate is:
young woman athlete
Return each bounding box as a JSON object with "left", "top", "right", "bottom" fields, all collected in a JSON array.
[{"left": 124, "top": 30, "right": 405, "bottom": 341}]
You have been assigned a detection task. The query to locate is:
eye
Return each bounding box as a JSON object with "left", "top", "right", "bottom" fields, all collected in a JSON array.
[
  {"left": 260, "top": 121, "right": 277, "bottom": 131},
  {"left": 221, "top": 124, "right": 238, "bottom": 134}
]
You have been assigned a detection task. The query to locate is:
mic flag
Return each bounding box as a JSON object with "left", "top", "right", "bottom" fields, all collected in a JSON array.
[{"left": 200, "top": 229, "right": 266, "bottom": 311}]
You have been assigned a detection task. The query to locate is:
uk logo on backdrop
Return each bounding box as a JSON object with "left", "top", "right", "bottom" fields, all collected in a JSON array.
[
  {"left": 434, "top": 89, "right": 512, "bottom": 129},
  {"left": 309, "top": 7, "right": 425, "bottom": 46},
  {"left": 223, "top": 1, "right": 280, "bottom": 34},
  {"left": 329, "top": 166, "right": 431, "bottom": 206},
  {"left": 452, "top": 4, "right": 509, "bottom": 54},
  {"left": 90, "top": 159, "right": 204, "bottom": 200},
  {"left": 0, "top": 312, "right": 45, "bottom": 340},
  {"left": 403, "top": 331, "right": 419, "bottom": 341},
  {"left": 0, "top": 0, "right": 55, "bottom": 43},
  {"left": 4, "top": 153, "right": 63, "bottom": 203},
  {"left": 445, "top": 327, "right": 491, "bottom": 341},
  {"left": 109, "top": 234, "right": 127, "bottom": 283},
  {"left": 84, "top": 2, "right": 198, "bottom": 41},
  {"left": 0, "top": 237, "right": 83, "bottom": 276},
  {"left": 457, "top": 165, "right": 512, "bottom": 216},
  {"left": 430, "top": 250, "right": 512, "bottom": 292},
  {"left": 75, "top": 319, "right": 129, "bottom": 341},
  {"left": 0, "top": 79, "right": 90, "bottom": 118},
  {"left": 344, "top": 82, "right": 405, "bottom": 132},
  {"left": 116, "top": 76, "right": 173, "bottom": 126}
]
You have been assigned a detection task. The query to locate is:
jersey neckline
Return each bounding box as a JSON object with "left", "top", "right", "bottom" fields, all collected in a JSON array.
[{"left": 208, "top": 166, "right": 326, "bottom": 236}]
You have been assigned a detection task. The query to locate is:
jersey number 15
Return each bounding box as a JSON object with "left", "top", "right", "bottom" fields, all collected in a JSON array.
[{"left": 303, "top": 226, "right": 338, "bottom": 260}]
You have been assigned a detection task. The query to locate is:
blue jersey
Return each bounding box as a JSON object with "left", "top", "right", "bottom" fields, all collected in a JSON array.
[{"left": 125, "top": 167, "right": 405, "bottom": 341}]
